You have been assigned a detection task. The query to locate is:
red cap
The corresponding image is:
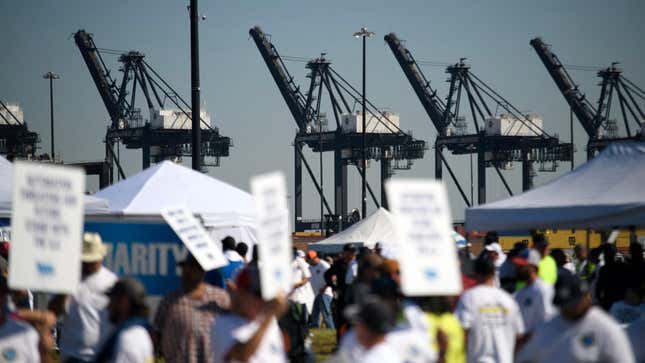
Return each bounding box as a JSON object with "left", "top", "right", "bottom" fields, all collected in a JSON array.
[
  {"left": 307, "top": 250, "right": 317, "bottom": 259},
  {"left": 511, "top": 256, "right": 529, "bottom": 266}
]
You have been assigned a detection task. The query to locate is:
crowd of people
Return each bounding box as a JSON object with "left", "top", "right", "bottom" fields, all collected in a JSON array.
[{"left": 0, "top": 229, "right": 643, "bottom": 362}]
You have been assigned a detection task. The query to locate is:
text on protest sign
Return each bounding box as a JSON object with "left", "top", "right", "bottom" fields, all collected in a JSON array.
[
  {"left": 9, "top": 162, "right": 85, "bottom": 294},
  {"left": 251, "top": 172, "right": 292, "bottom": 300},
  {"left": 386, "top": 178, "right": 462, "bottom": 296},
  {"left": 161, "top": 206, "right": 228, "bottom": 271}
]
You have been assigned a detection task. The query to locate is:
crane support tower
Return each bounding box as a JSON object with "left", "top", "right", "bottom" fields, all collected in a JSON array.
[
  {"left": 385, "top": 33, "right": 573, "bottom": 206},
  {"left": 250, "top": 26, "right": 427, "bottom": 233},
  {"left": 74, "top": 29, "right": 231, "bottom": 182},
  {"left": 531, "top": 38, "right": 644, "bottom": 158},
  {"left": 0, "top": 101, "right": 39, "bottom": 160}
]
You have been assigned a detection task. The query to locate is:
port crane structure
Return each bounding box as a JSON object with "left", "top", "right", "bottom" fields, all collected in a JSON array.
[
  {"left": 0, "top": 100, "right": 39, "bottom": 160},
  {"left": 74, "top": 29, "right": 231, "bottom": 184},
  {"left": 250, "top": 26, "right": 427, "bottom": 233},
  {"left": 531, "top": 38, "right": 645, "bottom": 159},
  {"left": 385, "top": 33, "right": 573, "bottom": 206}
]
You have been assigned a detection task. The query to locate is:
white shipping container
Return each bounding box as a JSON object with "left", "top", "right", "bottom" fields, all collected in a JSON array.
[
  {"left": 341, "top": 111, "right": 400, "bottom": 134},
  {"left": 485, "top": 114, "right": 543, "bottom": 136},
  {"left": 151, "top": 109, "right": 212, "bottom": 130},
  {"left": 0, "top": 103, "right": 24, "bottom": 125}
]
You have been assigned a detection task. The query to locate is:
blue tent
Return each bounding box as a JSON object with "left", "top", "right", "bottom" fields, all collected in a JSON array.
[{"left": 466, "top": 142, "right": 645, "bottom": 231}]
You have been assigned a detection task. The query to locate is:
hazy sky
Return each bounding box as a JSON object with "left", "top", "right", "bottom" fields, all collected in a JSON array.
[{"left": 1, "top": 0, "right": 643, "bottom": 220}]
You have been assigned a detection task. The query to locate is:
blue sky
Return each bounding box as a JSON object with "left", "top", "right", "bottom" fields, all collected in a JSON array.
[{"left": 1, "top": 0, "right": 642, "bottom": 220}]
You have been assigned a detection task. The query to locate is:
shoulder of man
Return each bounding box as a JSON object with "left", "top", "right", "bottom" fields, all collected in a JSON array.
[{"left": 1, "top": 318, "right": 39, "bottom": 341}]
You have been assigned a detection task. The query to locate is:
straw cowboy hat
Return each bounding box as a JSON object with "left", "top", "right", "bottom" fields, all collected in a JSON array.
[{"left": 82, "top": 232, "right": 107, "bottom": 263}]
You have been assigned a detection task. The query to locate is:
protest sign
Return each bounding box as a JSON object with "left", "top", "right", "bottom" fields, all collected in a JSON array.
[
  {"left": 251, "top": 172, "right": 292, "bottom": 300},
  {"left": 386, "top": 178, "right": 462, "bottom": 296},
  {"left": 9, "top": 162, "right": 85, "bottom": 294},
  {"left": 161, "top": 206, "right": 228, "bottom": 271}
]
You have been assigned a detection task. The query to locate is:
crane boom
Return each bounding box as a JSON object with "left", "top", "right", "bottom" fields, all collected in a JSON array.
[
  {"left": 530, "top": 37, "right": 597, "bottom": 138},
  {"left": 249, "top": 26, "right": 309, "bottom": 129},
  {"left": 384, "top": 33, "right": 449, "bottom": 135},
  {"left": 74, "top": 30, "right": 122, "bottom": 128}
]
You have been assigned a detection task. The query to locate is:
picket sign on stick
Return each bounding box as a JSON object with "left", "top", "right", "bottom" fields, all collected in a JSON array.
[
  {"left": 385, "top": 178, "right": 462, "bottom": 296},
  {"left": 9, "top": 162, "right": 85, "bottom": 294},
  {"left": 251, "top": 171, "right": 292, "bottom": 300},
  {"left": 161, "top": 206, "right": 228, "bottom": 271}
]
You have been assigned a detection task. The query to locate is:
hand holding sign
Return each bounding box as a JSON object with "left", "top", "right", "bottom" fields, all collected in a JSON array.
[
  {"left": 161, "top": 206, "right": 228, "bottom": 271},
  {"left": 251, "top": 172, "right": 292, "bottom": 301},
  {"left": 386, "top": 178, "right": 462, "bottom": 296}
]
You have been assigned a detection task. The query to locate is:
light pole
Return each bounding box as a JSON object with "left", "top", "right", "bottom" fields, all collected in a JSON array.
[
  {"left": 354, "top": 26, "right": 374, "bottom": 220},
  {"left": 189, "top": 0, "right": 201, "bottom": 171},
  {"left": 43, "top": 72, "right": 60, "bottom": 160}
]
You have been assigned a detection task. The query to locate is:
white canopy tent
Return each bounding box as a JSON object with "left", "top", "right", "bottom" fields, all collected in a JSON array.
[
  {"left": 0, "top": 156, "right": 108, "bottom": 215},
  {"left": 309, "top": 207, "right": 395, "bottom": 253},
  {"left": 94, "top": 161, "right": 258, "bottom": 247},
  {"left": 466, "top": 142, "right": 645, "bottom": 232}
]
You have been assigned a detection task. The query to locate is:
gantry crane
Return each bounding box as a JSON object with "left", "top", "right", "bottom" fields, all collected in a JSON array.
[
  {"left": 0, "top": 100, "right": 39, "bottom": 160},
  {"left": 385, "top": 33, "right": 573, "bottom": 206},
  {"left": 250, "top": 26, "right": 426, "bottom": 232},
  {"left": 74, "top": 29, "right": 231, "bottom": 183},
  {"left": 531, "top": 38, "right": 644, "bottom": 158}
]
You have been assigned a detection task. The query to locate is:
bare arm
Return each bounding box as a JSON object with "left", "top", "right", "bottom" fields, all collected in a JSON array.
[{"left": 17, "top": 309, "right": 55, "bottom": 363}]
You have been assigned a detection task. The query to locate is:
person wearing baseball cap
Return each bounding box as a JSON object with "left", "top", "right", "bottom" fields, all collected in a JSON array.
[
  {"left": 512, "top": 249, "right": 556, "bottom": 335},
  {"left": 484, "top": 242, "right": 506, "bottom": 288},
  {"left": 306, "top": 250, "right": 334, "bottom": 329},
  {"left": 95, "top": 278, "right": 152, "bottom": 363},
  {"left": 211, "top": 265, "right": 288, "bottom": 363},
  {"left": 338, "top": 297, "right": 401, "bottom": 363},
  {"left": 50, "top": 232, "right": 118, "bottom": 363},
  {"left": 517, "top": 270, "right": 635, "bottom": 363}
]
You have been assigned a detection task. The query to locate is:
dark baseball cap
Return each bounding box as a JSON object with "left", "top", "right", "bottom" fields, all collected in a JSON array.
[
  {"left": 107, "top": 277, "right": 148, "bottom": 308},
  {"left": 345, "top": 297, "right": 394, "bottom": 335},
  {"left": 343, "top": 243, "right": 357, "bottom": 253},
  {"left": 553, "top": 270, "right": 589, "bottom": 307}
]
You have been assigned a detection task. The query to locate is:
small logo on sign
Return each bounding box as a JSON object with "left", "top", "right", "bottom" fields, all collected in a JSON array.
[
  {"left": 581, "top": 333, "right": 595, "bottom": 347},
  {"left": 2, "top": 347, "right": 17, "bottom": 361},
  {"left": 36, "top": 262, "right": 54, "bottom": 276},
  {"left": 424, "top": 268, "right": 438, "bottom": 280}
]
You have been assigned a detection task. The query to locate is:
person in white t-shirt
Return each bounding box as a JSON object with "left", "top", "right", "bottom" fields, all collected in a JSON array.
[
  {"left": 94, "top": 277, "right": 153, "bottom": 363},
  {"left": 340, "top": 298, "right": 401, "bottom": 363},
  {"left": 289, "top": 249, "right": 315, "bottom": 315},
  {"left": 0, "top": 275, "right": 41, "bottom": 363},
  {"left": 338, "top": 277, "right": 436, "bottom": 363},
  {"left": 50, "top": 232, "right": 118, "bottom": 363},
  {"left": 211, "top": 265, "right": 288, "bottom": 363},
  {"left": 484, "top": 242, "right": 506, "bottom": 288},
  {"left": 456, "top": 255, "right": 525, "bottom": 363},
  {"left": 517, "top": 271, "right": 635, "bottom": 363},
  {"left": 307, "top": 250, "right": 334, "bottom": 329},
  {"left": 512, "top": 249, "right": 556, "bottom": 334}
]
